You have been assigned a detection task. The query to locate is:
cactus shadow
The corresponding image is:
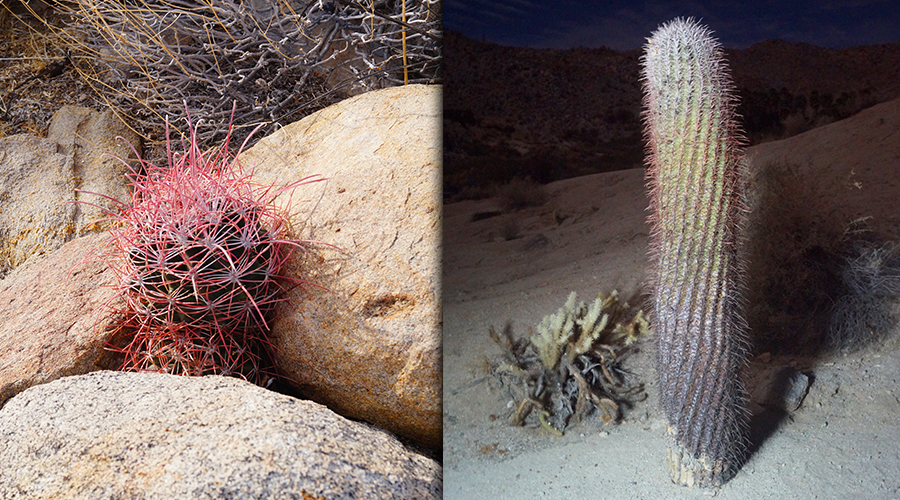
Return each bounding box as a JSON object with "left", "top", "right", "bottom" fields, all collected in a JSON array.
[
  {"left": 743, "top": 368, "right": 816, "bottom": 459},
  {"left": 742, "top": 160, "right": 899, "bottom": 358},
  {"left": 739, "top": 159, "right": 900, "bottom": 465},
  {"left": 745, "top": 406, "right": 786, "bottom": 458}
]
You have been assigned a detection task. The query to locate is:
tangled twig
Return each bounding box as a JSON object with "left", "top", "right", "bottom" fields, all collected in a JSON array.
[{"left": 42, "top": 0, "right": 441, "bottom": 149}]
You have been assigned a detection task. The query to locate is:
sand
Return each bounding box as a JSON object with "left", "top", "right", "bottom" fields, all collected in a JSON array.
[{"left": 443, "top": 98, "right": 900, "bottom": 498}]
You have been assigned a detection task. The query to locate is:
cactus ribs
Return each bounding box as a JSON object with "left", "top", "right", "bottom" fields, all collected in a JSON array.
[
  {"left": 641, "top": 17, "right": 750, "bottom": 487},
  {"left": 93, "top": 104, "right": 323, "bottom": 386}
]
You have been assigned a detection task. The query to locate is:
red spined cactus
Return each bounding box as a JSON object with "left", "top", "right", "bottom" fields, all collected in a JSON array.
[{"left": 96, "top": 105, "right": 321, "bottom": 386}]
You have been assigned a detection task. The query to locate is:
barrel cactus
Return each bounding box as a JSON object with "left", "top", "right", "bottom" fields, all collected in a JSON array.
[
  {"left": 100, "top": 105, "right": 320, "bottom": 386},
  {"left": 641, "top": 18, "right": 750, "bottom": 487}
]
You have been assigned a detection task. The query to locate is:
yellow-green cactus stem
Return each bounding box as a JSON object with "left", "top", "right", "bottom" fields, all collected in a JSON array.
[{"left": 641, "top": 17, "right": 750, "bottom": 487}]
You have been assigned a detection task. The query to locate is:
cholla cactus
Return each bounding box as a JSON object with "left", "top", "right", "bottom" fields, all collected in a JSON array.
[
  {"left": 492, "top": 290, "right": 649, "bottom": 434},
  {"left": 531, "top": 291, "right": 613, "bottom": 370},
  {"left": 641, "top": 18, "right": 750, "bottom": 487},
  {"left": 99, "top": 104, "right": 321, "bottom": 385}
]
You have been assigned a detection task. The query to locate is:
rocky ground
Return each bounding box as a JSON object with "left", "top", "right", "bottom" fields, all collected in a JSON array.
[{"left": 0, "top": 75, "right": 442, "bottom": 499}]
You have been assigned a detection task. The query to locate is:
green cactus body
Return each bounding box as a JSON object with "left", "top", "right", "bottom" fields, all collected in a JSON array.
[{"left": 641, "top": 18, "right": 749, "bottom": 487}]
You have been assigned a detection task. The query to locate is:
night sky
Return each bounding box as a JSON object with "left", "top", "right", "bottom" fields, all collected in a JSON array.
[{"left": 445, "top": 0, "right": 900, "bottom": 50}]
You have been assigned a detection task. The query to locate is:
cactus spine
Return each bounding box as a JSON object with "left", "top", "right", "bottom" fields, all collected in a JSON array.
[
  {"left": 100, "top": 104, "right": 321, "bottom": 386},
  {"left": 641, "top": 18, "right": 749, "bottom": 487}
]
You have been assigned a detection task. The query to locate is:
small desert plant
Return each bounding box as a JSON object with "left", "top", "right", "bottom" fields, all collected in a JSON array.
[
  {"left": 92, "top": 103, "right": 322, "bottom": 386},
  {"left": 495, "top": 176, "right": 548, "bottom": 212},
  {"left": 498, "top": 217, "right": 521, "bottom": 241},
  {"left": 489, "top": 290, "right": 649, "bottom": 435},
  {"left": 642, "top": 18, "right": 749, "bottom": 487}
]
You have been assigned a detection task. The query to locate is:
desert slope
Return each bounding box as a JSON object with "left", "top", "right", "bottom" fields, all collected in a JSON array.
[
  {"left": 443, "top": 97, "right": 900, "bottom": 498},
  {"left": 747, "top": 96, "right": 900, "bottom": 240},
  {"left": 444, "top": 31, "right": 900, "bottom": 199}
]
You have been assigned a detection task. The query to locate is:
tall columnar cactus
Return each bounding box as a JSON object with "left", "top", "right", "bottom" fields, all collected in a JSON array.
[{"left": 640, "top": 18, "right": 750, "bottom": 487}]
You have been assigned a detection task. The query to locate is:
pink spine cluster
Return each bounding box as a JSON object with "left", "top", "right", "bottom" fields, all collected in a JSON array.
[{"left": 100, "top": 107, "right": 319, "bottom": 385}]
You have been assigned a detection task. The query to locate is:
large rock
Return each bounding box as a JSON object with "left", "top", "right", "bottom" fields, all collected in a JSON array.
[
  {"left": 240, "top": 84, "right": 442, "bottom": 449},
  {"left": 0, "top": 106, "right": 136, "bottom": 273},
  {"left": 0, "top": 133, "right": 75, "bottom": 272},
  {"left": 47, "top": 105, "right": 141, "bottom": 235},
  {"left": 0, "top": 231, "right": 120, "bottom": 408},
  {"left": 0, "top": 371, "right": 441, "bottom": 499}
]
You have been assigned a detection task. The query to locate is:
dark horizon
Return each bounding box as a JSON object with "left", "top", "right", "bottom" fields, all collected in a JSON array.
[
  {"left": 445, "top": 1, "right": 900, "bottom": 51},
  {"left": 446, "top": 28, "right": 900, "bottom": 55}
]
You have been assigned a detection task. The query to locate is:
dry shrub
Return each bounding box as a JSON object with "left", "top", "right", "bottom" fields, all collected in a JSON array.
[
  {"left": 495, "top": 176, "right": 548, "bottom": 212},
  {"left": 828, "top": 241, "right": 900, "bottom": 349},
  {"left": 489, "top": 291, "right": 649, "bottom": 434},
  {"left": 743, "top": 160, "right": 900, "bottom": 355},
  {"left": 743, "top": 160, "right": 846, "bottom": 354},
  {"left": 499, "top": 217, "right": 520, "bottom": 241},
  {"left": 21, "top": 0, "right": 442, "bottom": 151}
]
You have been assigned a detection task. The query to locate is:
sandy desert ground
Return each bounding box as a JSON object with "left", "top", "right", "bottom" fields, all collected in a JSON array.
[{"left": 443, "top": 98, "right": 900, "bottom": 499}]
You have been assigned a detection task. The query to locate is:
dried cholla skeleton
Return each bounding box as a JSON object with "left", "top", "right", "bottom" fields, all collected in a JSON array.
[
  {"left": 34, "top": 0, "right": 442, "bottom": 147},
  {"left": 490, "top": 290, "right": 650, "bottom": 435}
]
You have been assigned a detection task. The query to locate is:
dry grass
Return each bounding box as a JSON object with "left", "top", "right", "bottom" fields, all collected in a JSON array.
[
  {"left": 0, "top": 2, "right": 94, "bottom": 139},
  {"left": 828, "top": 240, "right": 900, "bottom": 350},
  {"left": 495, "top": 177, "right": 548, "bottom": 212}
]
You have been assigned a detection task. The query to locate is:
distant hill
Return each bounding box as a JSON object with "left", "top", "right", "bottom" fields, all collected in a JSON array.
[{"left": 444, "top": 31, "right": 900, "bottom": 201}]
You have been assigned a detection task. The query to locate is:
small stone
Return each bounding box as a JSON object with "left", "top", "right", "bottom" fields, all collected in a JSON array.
[
  {"left": 750, "top": 365, "right": 812, "bottom": 412},
  {"left": 780, "top": 369, "right": 811, "bottom": 412}
]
